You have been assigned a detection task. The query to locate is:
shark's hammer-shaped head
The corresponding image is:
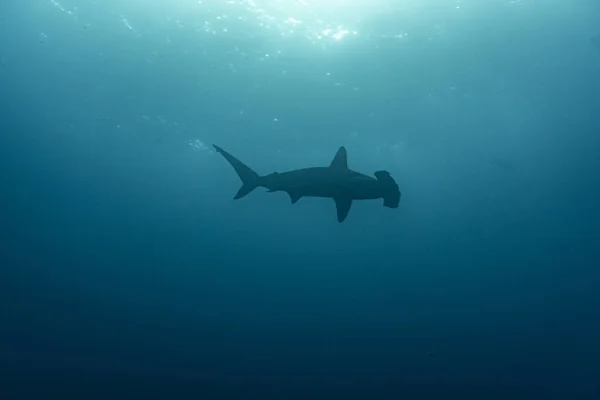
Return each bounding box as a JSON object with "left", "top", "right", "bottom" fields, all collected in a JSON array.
[{"left": 374, "top": 170, "right": 400, "bottom": 208}]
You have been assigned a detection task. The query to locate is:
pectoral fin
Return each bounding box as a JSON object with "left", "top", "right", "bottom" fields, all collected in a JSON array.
[
  {"left": 288, "top": 191, "right": 303, "bottom": 204},
  {"left": 334, "top": 197, "right": 352, "bottom": 223}
]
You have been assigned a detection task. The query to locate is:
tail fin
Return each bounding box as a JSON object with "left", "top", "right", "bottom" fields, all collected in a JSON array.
[{"left": 213, "top": 145, "right": 261, "bottom": 199}]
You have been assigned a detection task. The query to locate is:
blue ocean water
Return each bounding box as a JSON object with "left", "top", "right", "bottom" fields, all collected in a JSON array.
[{"left": 1, "top": 0, "right": 599, "bottom": 398}]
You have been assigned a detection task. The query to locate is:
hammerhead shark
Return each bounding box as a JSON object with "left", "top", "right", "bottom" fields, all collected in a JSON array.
[{"left": 213, "top": 144, "right": 401, "bottom": 222}]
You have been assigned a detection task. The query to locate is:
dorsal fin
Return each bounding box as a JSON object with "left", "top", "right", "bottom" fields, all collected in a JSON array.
[{"left": 329, "top": 147, "right": 348, "bottom": 170}]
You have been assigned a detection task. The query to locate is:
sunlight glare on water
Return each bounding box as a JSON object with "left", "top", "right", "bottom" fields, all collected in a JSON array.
[
  {"left": 188, "top": 0, "right": 407, "bottom": 46},
  {"left": 44, "top": 0, "right": 440, "bottom": 153},
  {"left": 47, "top": 0, "right": 443, "bottom": 50}
]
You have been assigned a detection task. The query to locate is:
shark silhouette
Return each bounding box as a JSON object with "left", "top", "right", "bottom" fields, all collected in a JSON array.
[{"left": 213, "top": 144, "right": 401, "bottom": 222}]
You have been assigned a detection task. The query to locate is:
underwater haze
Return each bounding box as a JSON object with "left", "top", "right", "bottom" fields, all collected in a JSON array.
[{"left": 1, "top": 0, "right": 600, "bottom": 398}]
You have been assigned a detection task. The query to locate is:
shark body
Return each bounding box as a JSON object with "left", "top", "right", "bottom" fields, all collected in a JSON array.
[{"left": 213, "top": 144, "right": 400, "bottom": 222}]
